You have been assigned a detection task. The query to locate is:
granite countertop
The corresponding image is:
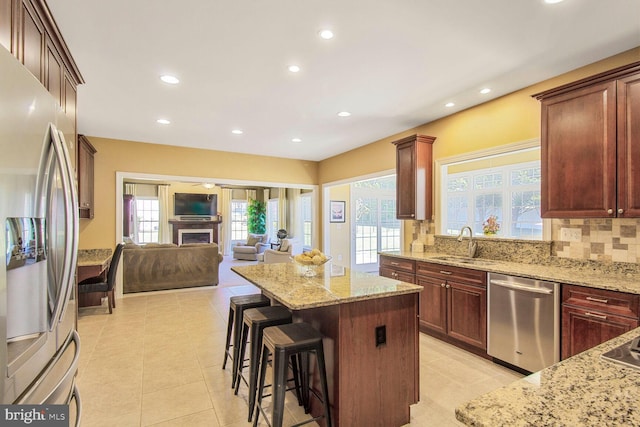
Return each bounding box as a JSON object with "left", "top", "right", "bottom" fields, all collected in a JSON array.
[
  {"left": 380, "top": 251, "right": 640, "bottom": 295},
  {"left": 455, "top": 327, "right": 640, "bottom": 426},
  {"left": 77, "top": 248, "right": 113, "bottom": 268},
  {"left": 231, "top": 262, "right": 422, "bottom": 310}
]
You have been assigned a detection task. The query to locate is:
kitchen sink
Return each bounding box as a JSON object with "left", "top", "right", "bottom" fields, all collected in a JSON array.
[{"left": 431, "top": 256, "right": 497, "bottom": 266}]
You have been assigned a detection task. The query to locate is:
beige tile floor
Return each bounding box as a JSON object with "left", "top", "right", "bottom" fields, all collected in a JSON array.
[{"left": 76, "top": 259, "right": 523, "bottom": 426}]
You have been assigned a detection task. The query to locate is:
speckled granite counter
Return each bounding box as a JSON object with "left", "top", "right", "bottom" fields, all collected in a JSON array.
[
  {"left": 380, "top": 251, "right": 640, "bottom": 295},
  {"left": 455, "top": 327, "right": 640, "bottom": 426},
  {"left": 231, "top": 262, "right": 422, "bottom": 310},
  {"left": 77, "top": 248, "right": 112, "bottom": 269}
]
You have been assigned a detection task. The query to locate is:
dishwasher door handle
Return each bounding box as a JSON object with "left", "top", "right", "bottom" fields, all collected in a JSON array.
[{"left": 490, "top": 279, "right": 554, "bottom": 295}]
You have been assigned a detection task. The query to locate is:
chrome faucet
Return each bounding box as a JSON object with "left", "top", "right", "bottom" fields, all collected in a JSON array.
[{"left": 457, "top": 226, "right": 478, "bottom": 258}]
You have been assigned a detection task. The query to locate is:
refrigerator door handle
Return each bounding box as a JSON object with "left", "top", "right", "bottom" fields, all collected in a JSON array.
[
  {"left": 15, "top": 330, "right": 80, "bottom": 404},
  {"left": 71, "top": 384, "right": 82, "bottom": 427},
  {"left": 48, "top": 125, "right": 77, "bottom": 328},
  {"left": 54, "top": 128, "right": 79, "bottom": 325}
]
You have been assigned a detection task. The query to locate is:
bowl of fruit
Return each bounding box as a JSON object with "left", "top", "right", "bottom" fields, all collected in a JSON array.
[{"left": 292, "top": 249, "right": 331, "bottom": 277}]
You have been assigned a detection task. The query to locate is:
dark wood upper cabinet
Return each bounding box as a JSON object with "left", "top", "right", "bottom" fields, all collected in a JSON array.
[
  {"left": 534, "top": 61, "right": 640, "bottom": 218},
  {"left": 392, "top": 134, "right": 436, "bottom": 220},
  {"left": 0, "top": 0, "right": 84, "bottom": 132},
  {"left": 78, "top": 135, "right": 96, "bottom": 219}
]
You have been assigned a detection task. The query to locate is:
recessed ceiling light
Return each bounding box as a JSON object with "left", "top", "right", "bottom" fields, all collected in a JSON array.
[
  {"left": 544, "top": 0, "right": 564, "bottom": 3},
  {"left": 337, "top": 111, "right": 351, "bottom": 117},
  {"left": 288, "top": 65, "right": 301, "bottom": 73},
  {"left": 445, "top": 102, "right": 455, "bottom": 108},
  {"left": 157, "top": 118, "right": 171, "bottom": 125},
  {"left": 319, "top": 29, "right": 334, "bottom": 40},
  {"left": 160, "top": 75, "right": 179, "bottom": 84},
  {"left": 231, "top": 129, "right": 243, "bottom": 135},
  {"left": 480, "top": 88, "right": 491, "bottom": 94},
  {"left": 291, "top": 138, "right": 302, "bottom": 143}
]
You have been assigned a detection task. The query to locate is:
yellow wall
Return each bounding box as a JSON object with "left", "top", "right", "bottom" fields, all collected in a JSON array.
[
  {"left": 79, "top": 137, "right": 319, "bottom": 249},
  {"left": 81, "top": 47, "right": 640, "bottom": 252}
]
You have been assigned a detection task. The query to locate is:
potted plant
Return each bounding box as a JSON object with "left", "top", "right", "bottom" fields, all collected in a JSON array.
[{"left": 247, "top": 199, "right": 266, "bottom": 234}]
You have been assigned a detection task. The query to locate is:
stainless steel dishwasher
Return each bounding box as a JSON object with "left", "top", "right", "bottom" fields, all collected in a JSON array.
[{"left": 487, "top": 272, "right": 560, "bottom": 372}]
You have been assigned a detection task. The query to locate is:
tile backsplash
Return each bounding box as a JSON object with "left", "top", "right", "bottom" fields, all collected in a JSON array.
[
  {"left": 551, "top": 218, "right": 640, "bottom": 263},
  {"left": 412, "top": 218, "right": 640, "bottom": 265}
]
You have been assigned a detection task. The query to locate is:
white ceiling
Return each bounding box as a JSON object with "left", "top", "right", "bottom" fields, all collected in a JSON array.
[{"left": 47, "top": 0, "right": 640, "bottom": 162}]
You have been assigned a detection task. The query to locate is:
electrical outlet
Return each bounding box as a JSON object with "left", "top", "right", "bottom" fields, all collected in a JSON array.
[
  {"left": 560, "top": 228, "right": 582, "bottom": 242},
  {"left": 337, "top": 254, "right": 343, "bottom": 261},
  {"left": 375, "top": 325, "right": 386, "bottom": 347}
]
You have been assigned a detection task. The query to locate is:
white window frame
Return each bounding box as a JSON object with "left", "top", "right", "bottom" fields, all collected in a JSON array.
[
  {"left": 435, "top": 139, "right": 551, "bottom": 241},
  {"left": 135, "top": 197, "right": 160, "bottom": 243},
  {"left": 230, "top": 200, "right": 248, "bottom": 242}
]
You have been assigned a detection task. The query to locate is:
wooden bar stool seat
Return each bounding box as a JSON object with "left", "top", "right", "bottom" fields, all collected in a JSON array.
[
  {"left": 254, "top": 322, "right": 332, "bottom": 427},
  {"left": 234, "top": 305, "right": 294, "bottom": 421},
  {"left": 222, "top": 294, "right": 271, "bottom": 388}
]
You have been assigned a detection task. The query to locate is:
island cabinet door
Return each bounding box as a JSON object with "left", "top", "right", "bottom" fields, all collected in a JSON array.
[
  {"left": 416, "top": 275, "right": 447, "bottom": 334},
  {"left": 447, "top": 280, "right": 487, "bottom": 350}
]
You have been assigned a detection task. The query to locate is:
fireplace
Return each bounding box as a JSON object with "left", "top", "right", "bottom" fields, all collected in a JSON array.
[
  {"left": 178, "top": 229, "right": 213, "bottom": 245},
  {"left": 169, "top": 219, "right": 221, "bottom": 245}
]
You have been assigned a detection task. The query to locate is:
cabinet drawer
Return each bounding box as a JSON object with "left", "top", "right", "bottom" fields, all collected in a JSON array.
[
  {"left": 380, "top": 267, "right": 415, "bottom": 284},
  {"left": 379, "top": 256, "right": 415, "bottom": 274},
  {"left": 416, "top": 261, "right": 486, "bottom": 287},
  {"left": 562, "top": 284, "right": 640, "bottom": 318}
]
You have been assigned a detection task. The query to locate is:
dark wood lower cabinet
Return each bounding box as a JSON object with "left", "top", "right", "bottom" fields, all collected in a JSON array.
[
  {"left": 415, "top": 262, "right": 487, "bottom": 354},
  {"left": 561, "top": 284, "right": 640, "bottom": 359},
  {"left": 561, "top": 306, "right": 639, "bottom": 359}
]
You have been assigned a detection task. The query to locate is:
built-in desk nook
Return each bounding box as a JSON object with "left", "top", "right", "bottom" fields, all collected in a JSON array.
[
  {"left": 77, "top": 248, "right": 112, "bottom": 307},
  {"left": 232, "top": 262, "right": 422, "bottom": 427}
]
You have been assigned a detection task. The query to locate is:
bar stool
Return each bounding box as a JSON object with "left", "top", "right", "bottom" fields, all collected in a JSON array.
[
  {"left": 222, "top": 294, "right": 271, "bottom": 388},
  {"left": 254, "top": 322, "right": 332, "bottom": 427},
  {"left": 234, "top": 305, "right": 294, "bottom": 422}
]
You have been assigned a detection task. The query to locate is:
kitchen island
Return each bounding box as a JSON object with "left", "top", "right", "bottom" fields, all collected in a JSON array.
[
  {"left": 455, "top": 327, "right": 640, "bottom": 426},
  {"left": 231, "top": 262, "right": 423, "bottom": 427}
]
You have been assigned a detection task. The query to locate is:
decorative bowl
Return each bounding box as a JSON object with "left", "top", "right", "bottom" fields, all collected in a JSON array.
[{"left": 292, "top": 255, "right": 332, "bottom": 277}]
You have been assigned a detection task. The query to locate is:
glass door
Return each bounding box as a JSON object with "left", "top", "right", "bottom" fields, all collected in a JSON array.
[{"left": 351, "top": 176, "right": 401, "bottom": 273}]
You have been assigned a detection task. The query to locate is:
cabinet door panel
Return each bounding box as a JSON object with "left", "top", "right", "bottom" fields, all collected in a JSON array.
[
  {"left": 45, "top": 35, "right": 62, "bottom": 105},
  {"left": 20, "top": 0, "right": 44, "bottom": 82},
  {"left": 447, "top": 281, "right": 487, "bottom": 349},
  {"left": 0, "top": 0, "right": 12, "bottom": 52},
  {"left": 540, "top": 81, "right": 617, "bottom": 217},
  {"left": 561, "top": 305, "right": 639, "bottom": 359},
  {"left": 416, "top": 276, "right": 446, "bottom": 334},
  {"left": 396, "top": 141, "right": 416, "bottom": 220},
  {"left": 617, "top": 73, "right": 640, "bottom": 217}
]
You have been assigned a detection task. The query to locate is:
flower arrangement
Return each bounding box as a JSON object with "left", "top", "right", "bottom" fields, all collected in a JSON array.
[{"left": 482, "top": 215, "right": 500, "bottom": 235}]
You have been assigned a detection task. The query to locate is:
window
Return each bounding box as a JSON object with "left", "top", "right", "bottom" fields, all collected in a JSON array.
[
  {"left": 135, "top": 198, "right": 159, "bottom": 243},
  {"left": 230, "top": 200, "right": 248, "bottom": 241},
  {"left": 440, "top": 147, "right": 542, "bottom": 239},
  {"left": 267, "top": 199, "right": 279, "bottom": 242},
  {"left": 301, "top": 193, "right": 312, "bottom": 249}
]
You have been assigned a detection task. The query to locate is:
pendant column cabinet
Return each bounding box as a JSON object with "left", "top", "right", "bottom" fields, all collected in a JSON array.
[
  {"left": 391, "top": 134, "right": 436, "bottom": 220},
  {"left": 533, "top": 61, "right": 640, "bottom": 218},
  {"left": 77, "top": 135, "right": 96, "bottom": 219}
]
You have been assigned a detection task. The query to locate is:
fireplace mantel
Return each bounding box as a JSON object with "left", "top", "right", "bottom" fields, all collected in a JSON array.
[{"left": 169, "top": 219, "right": 221, "bottom": 245}]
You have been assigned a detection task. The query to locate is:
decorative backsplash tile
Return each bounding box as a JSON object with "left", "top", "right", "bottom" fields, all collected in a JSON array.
[{"left": 411, "top": 218, "right": 640, "bottom": 266}]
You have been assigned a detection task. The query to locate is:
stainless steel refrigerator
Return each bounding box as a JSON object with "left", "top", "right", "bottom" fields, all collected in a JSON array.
[{"left": 0, "top": 45, "right": 81, "bottom": 424}]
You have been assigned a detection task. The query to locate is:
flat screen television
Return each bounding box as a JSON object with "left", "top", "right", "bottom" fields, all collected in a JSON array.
[{"left": 174, "top": 193, "right": 217, "bottom": 216}]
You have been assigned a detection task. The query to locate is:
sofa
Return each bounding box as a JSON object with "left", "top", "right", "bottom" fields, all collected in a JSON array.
[
  {"left": 232, "top": 233, "right": 269, "bottom": 261},
  {"left": 123, "top": 242, "right": 223, "bottom": 293}
]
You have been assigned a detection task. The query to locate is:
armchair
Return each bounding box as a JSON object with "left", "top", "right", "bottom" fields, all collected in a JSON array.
[
  {"left": 260, "top": 238, "right": 299, "bottom": 264},
  {"left": 232, "top": 233, "right": 269, "bottom": 261}
]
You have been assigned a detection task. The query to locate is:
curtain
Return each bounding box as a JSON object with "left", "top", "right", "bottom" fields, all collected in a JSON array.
[
  {"left": 278, "top": 188, "right": 287, "bottom": 232},
  {"left": 220, "top": 188, "right": 233, "bottom": 256},
  {"left": 124, "top": 183, "right": 138, "bottom": 243},
  {"left": 157, "top": 184, "right": 171, "bottom": 243},
  {"left": 246, "top": 189, "right": 256, "bottom": 202},
  {"left": 289, "top": 189, "right": 302, "bottom": 239}
]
